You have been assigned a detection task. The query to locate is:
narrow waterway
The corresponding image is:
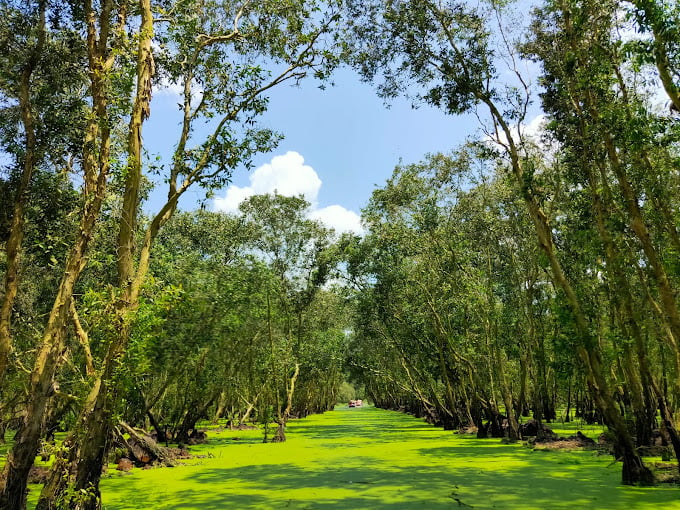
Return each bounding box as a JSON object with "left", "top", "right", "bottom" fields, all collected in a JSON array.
[{"left": 33, "top": 406, "right": 677, "bottom": 509}]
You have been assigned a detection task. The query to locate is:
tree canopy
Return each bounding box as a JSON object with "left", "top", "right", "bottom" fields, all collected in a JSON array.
[{"left": 2, "top": 0, "right": 680, "bottom": 507}]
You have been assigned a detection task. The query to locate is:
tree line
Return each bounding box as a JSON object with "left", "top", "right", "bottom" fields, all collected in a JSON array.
[
  {"left": 0, "top": 0, "right": 346, "bottom": 508},
  {"left": 341, "top": 0, "right": 680, "bottom": 488},
  {"left": 1, "top": 0, "right": 680, "bottom": 508}
]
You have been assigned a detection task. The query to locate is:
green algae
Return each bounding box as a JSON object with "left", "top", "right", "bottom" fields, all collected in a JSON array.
[{"left": 23, "top": 407, "right": 680, "bottom": 509}]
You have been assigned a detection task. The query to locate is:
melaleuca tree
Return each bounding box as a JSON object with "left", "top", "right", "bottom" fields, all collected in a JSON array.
[
  {"left": 346, "top": 149, "right": 538, "bottom": 438},
  {"left": 344, "top": 0, "right": 653, "bottom": 484},
  {"left": 625, "top": 0, "right": 680, "bottom": 109},
  {"left": 117, "top": 208, "right": 345, "bottom": 444},
  {"left": 238, "top": 193, "right": 334, "bottom": 442},
  {"left": 38, "top": 0, "right": 343, "bottom": 504},
  {"left": 0, "top": 0, "right": 87, "bottom": 382},
  {"left": 524, "top": 0, "right": 680, "bottom": 472},
  {"left": 0, "top": 0, "right": 129, "bottom": 505},
  {"left": 0, "top": 0, "right": 345, "bottom": 507}
]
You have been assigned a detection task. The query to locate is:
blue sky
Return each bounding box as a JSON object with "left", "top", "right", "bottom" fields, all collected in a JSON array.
[{"left": 144, "top": 67, "right": 476, "bottom": 234}]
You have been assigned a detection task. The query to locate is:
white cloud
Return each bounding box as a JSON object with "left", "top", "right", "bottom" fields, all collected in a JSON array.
[
  {"left": 311, "top": 205, "right": 364, "bottom": 236},
  {"left": 214, "top": 151, "right": 363, "bottom": 235},
  {"left": 248, "top": 152, "right": 321, "bottom": 204},
  {"left": 153, "top": 74, "right": 204, "bottom": 108},
  {"left": 213, "top": 185, "right": 253, "bottom": 214},
  {"left": 523, "top": 114, "right": 547, "bottom": 141}
]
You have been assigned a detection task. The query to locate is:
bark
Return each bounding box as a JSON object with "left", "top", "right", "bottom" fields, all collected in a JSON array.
[
  {"left": 240, "top": 388, "right": 263, "bottom": 425},
  {"left": 273, "top": 363, "right": 300, "bottom": 443},
  {"left": 38, "top": 376, "right": 109, "bottom": 510},
  {"left": 139, "top": 381, "right": 170, "bottom": 443},
  {"left": 627, "top": 0, "right": 680, "bottom": 111},
  {"left": 147, "top": 410, "right": 168, "bottom": 445},
  {"left": 588, "top": 158, "right": 658, "bottom": 448},
  {"left": 0, "top": 1, "right": 119, "bottom": 506},
  {"left": 657, "top": 391, "right": 680, "bottom": 471},
  {"left": 117, "top": 0, "right": 154, "bottom": 287},
  {"left": 114, "top": 421, "right": 175, "bottom": 466},
  {"left": 33, "top": 2, "right": 148, "bottom": 508},
  {"left": 213, "top": 391, "right": 227, "bottom": 424},
  {"left": 70, "top": 301, "right": 95, "bottom": 376},
  {"left": 0, "top": 171, "right": 110, "bottom": 508},
  {"left": 175, "top": 396, "right": 215, "bottom": 443},
  {"left": 0, "top": 0, "right": 47, "bottom": 382}
]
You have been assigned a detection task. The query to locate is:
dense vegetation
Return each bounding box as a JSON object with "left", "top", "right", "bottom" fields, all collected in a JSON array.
[{"left": 1, "top": 0, "right": 680, "bottom": 508}]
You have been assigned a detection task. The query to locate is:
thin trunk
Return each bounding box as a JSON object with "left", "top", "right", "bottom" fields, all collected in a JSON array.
[
  {"left": 39, "top": 2, "right": 153, "bottom": 507},
  {"left": 565, "top": 375, "right": 572, "bottom": 422},
  {"left": 70, "top": 301, "right": 95, "bottom": 376},
  {"left": 213, "top": 391, "right": 227, "bottom": 424},
  {"left": 601, "top": 129, "right": 680, "bottom": 355},
  {"left": 0, "top": 0, "right": 47, "bottom": 382},
  {"left": 146, "top": 409, "right": 167, "bottom": 445},
  {"left": 273, "top": 363, "right": 300, "bottom": 443},
  {"left": 2, "top": 1, "right": 119, "bottom": 506},
  {"left": 628, "top": 0, "right": 680, "bottom": 110},
  {"left": 0, "top": 88, "right": 112, "bottom": 510}
]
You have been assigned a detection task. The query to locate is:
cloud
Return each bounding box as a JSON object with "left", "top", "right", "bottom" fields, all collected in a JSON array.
[
  {"left": 214, "top": 151, "right": 363, "bottom": 235},
  {"left": 310, "top": 205, "right": 364, "bottom": 236},
  {"left": 523, "top": 114, "right": 547, "bottom": 141},
  {"left": 213, "top": 185, "right": 253, "bottom": 214},
  {"left": 248, "top": 152, "right": 321, "bottom": 203},
  {"left": 153, "top": 73, "right": 204, "bottom": 107}
]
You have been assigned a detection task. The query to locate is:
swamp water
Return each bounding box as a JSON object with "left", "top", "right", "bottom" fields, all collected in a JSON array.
[{"left": 26, "top": 406, "right": 680, "bottom": 509}]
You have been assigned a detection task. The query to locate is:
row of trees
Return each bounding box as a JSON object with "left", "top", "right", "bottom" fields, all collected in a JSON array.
[
  {"left": 342, "top": 0, "right": 680, "bottom": 487},
  {"left": 2, "top": 0, "right": 680, "bottom": 507},
  {"left": 0, "top": 0, "right": 347, "bottom": 508}
]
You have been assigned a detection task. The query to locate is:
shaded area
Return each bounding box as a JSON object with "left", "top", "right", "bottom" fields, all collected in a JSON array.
[{"left": 84, "top": 407, "right": 680, "bottom": 509}]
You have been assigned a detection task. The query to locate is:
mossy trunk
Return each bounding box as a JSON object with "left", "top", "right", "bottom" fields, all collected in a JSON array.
[
  {"left": 483, "top": 97, "right": 651, "bottom": 483},
  {"left": 37, "top": 376, "right": 109, "bottom": 510},
  {"left": 0, "top": 0, "right": 48, "bottom": 385},
  {"left": 272, "top": 364, "right": 300, "bottom": 443},
  {"left": 39, "top": 2, "right": 158, "bottom": 506},
  {"left": 1, "top": 278, "right": 79, "bottom": 508},
  {"left": 1, "top": 0, "right": 117, "bottom": 504}
]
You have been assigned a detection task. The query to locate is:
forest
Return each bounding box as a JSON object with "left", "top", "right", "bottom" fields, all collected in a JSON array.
[{"left": 1, "top": 0, "right": 680, "bottom": 508}]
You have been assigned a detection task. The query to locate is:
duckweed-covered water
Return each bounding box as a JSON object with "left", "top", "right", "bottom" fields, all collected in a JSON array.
[{"left": 26, "top": 406, "right": 680, "bottom": 509}]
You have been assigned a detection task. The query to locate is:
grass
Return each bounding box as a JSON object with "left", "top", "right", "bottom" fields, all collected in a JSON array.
[{"left": 18, "top": 406, "right": 678, "bottom": 509}]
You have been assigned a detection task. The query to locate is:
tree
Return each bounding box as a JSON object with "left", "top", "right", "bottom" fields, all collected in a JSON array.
[
  {"left": 524, "top": 0, "right": 680, "bottom": 466},
  {"left": 239, "top": 193, "right": 334, "bottom": 441},
  {"left": 1, "top": 0, "right": 344, "bottom": 507},
  {"left": 344, "top": 0, "right": 655, "bottom": 483},
  {"left": 0, "top": 0, "right": 87, "bottom": 382},
  {"left": 1, "top": 0, "right": 129, "bottom": 504}
]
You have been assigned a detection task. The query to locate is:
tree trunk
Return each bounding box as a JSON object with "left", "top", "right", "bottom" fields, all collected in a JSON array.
[
  {"left": 0, "top": 0, "right": 46, "bottom": 382},
  {"left": 37, "top": 3, "right": 156, "bottom": 507},
  {"left": 0, "top": 1, "right": 118, "bottom": 505},
  {"left": 114, "top": 421, "right": 175, "bottom": 466},
  {"left": 1, "top": 254, "right": 93, "bottom": 508},
  {"left": 147, "top": 410, "right": 168, "bottom": 445},
  {"left": 481, "top": 91, "right": 652, "bottom": 483},
  {"left": 273, "top": 364, "right": 300, "bottom": 443}
]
